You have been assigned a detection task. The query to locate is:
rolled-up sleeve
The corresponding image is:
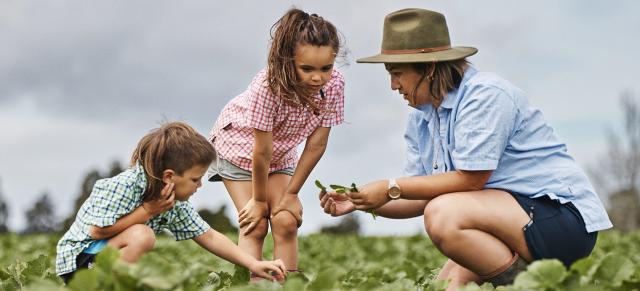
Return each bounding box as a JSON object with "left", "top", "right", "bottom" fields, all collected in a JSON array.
[
  {"left": 452, "top": 85, "right": 517, "bottom": 170},
  {"left": 244, "top": 72, "right": 279, "bottom": 132},
  {"left": 87, "top": 179, "right": 137, "bottom": 227}
]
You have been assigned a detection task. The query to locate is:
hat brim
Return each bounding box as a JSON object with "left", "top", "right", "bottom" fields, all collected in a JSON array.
[{"left": 356, "top": 46, "right": 477, "bottom": 63}]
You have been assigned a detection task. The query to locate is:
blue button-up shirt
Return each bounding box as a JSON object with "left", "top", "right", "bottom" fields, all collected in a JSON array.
[{"left": 404, "top": 66, "right": 612, "bottom": 233}]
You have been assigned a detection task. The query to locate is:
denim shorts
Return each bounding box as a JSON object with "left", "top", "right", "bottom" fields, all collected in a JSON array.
[
  {"left": 512, "top": 194, "right": 598, "bottom": 267},
  {"left": 207, "top": 156, "right": 295, "bottom": 182}
]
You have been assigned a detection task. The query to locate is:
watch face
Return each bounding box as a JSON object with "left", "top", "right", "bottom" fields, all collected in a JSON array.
[{"left": 388, "top": 187, "right": 401, "bottom": 199}]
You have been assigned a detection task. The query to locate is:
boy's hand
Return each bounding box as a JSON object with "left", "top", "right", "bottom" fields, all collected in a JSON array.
[
  {"left": 270, "top": 193, "right": 303, "bottom": 227},
  {"left": 238, "top": 199, "right": 269, "bottom": 235},
  {"left": 319, "top": 190, "right": 355, "bottom": 216},
  {"left": 248, "top": 259, "right": 287, "bottom": 281},
  {"left": 142, "top": 182, "right": 176, "bottom": 217},
  {"left": 347, "top": 180, "right": 389, "bottom": 210}
]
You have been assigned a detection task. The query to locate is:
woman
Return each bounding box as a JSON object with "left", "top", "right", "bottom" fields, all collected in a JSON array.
[{"left": 319, "top": 8, "right": 611, "bottom": 289}]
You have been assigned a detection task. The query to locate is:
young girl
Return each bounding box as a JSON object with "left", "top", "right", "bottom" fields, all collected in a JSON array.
[
  {"left": 56, "top": 122, "right": 286, "bottom": 283},
  {"left": 207, "top": 8, "right": 345, "bottom": 278},
  {"left": 320, "top": 8, "right": 611, "bottom": 290}
]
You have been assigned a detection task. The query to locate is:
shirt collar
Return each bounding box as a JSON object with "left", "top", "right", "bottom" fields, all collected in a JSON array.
[
  {"left": 415, "top": 102, "right": 436, "bottom": 121},
  {"left": 440, "top": 65, "right": 478, "bottom": 110}
]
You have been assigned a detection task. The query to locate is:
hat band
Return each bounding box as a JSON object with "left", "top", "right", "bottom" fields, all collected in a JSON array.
[{"left": 382, "top": 44, "right": 451, "bottom": 55}]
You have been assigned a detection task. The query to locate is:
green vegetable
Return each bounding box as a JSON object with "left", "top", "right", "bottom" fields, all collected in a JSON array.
[{"left": 316, "top": 180, "right": 378, "bottom": 220}]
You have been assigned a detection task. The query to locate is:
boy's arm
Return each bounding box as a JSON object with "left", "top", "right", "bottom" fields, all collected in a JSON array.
[
  {"left": 89, "top": 206, "right": 152, "bottom": 239},
  {"left": 90, "top": 182, "right": 176, "bottom": 240},
  {"left": 192, "top": 229, "right": 286, "bottom": 279}
]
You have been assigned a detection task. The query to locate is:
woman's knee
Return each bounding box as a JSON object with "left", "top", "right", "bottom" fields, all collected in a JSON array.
[
  {"left": 424, "top": 196, "right": 462, "bottom": 245},
  {"left": 270, "top": 211, "right": 298, "bottom": 238}
]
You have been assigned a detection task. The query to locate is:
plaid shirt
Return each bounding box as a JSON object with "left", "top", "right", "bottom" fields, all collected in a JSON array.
[
  {"left": 55, "top": 164, "right": 210, "bottom": 275},
  {"left": 210, "top": 68, "right": 345, "bottom": 171}
]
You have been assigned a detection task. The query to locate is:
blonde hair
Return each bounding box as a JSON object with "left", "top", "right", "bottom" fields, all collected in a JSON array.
[
  {"left": 267, "top": 8, "right": 342, "bottom": 112},
  {"left": 131, "top": 122, "right": 215, "bottom": 201}
]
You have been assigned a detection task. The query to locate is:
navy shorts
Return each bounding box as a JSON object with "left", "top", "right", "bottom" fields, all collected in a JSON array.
[
  {"left": 59, "top": 252, "right": 96, "bottom": 284},
  {"left": 511, "top": 194, "right": 598, "bottom": 267}
]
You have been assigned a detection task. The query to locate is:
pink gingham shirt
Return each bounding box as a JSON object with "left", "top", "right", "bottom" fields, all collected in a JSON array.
[{"left": 209, "top": 68, "right": 345, "bottom": 172}]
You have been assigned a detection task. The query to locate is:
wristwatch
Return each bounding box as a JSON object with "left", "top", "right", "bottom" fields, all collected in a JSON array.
[{"left": 387, "top": 178, "right": 402, "bottom": 200}]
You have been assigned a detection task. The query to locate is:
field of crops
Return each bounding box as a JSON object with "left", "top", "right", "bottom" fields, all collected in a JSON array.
[{"left": 0, "top": 230, "right": 639, "bottom": 290}]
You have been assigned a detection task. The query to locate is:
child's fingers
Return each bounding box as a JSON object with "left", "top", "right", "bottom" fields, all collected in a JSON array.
[
  {"left": 323, "top": 198, "right": 333, "bottom": 214},
  {"left": 243, "top": 222, "right": 257, "bottom": 235},
  {"left": 238, "top": 217, "right": 250, "bottom": 229},
  {"left": 275, "top": 260, "right": 287, "bottom": 276},
  {"left": 161, "top": 183, "right": 174, "bottom": 198}
]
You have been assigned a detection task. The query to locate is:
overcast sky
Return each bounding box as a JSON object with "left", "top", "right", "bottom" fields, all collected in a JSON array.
[{"left": 1, "top": 0, "right": 639, "bottom": 235}]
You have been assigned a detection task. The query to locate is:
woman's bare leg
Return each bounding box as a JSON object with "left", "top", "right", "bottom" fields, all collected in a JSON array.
[{"left": 424, "top": 189, "right": 532, "bottom": 277}]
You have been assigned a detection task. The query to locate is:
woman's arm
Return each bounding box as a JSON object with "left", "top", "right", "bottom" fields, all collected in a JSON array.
[
  {"left": 375, "top": 199, "right": 430, "bottom": 219},
  {"left": 349, "top": 170, "right": 493, "bottom": 210}
]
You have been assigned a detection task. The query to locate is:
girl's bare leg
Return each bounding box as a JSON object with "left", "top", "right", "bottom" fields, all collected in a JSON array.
[
  {"left": 266, "top": 174, "right": 298, "bottom": 270},
  {"left": 223, "top": 179, "right": 269, "bottom": 260}
]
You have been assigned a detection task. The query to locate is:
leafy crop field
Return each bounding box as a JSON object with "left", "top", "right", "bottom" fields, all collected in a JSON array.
[{"left": 0, "top": 231, "right": 639, "bottom": 290}]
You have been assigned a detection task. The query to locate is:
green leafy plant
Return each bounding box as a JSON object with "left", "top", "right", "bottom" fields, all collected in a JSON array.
[{"left": 316, "top": 180, "right": 378, "bottom": 219}]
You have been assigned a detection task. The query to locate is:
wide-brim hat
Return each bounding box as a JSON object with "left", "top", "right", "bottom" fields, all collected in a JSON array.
[{"left": 357, "top": 8, "right": 477, "bottom": 63}]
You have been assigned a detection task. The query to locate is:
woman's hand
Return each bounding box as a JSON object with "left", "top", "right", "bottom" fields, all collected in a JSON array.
[
  {"left": 142, "top": 182, "right": 176, "bottom": 217},
  {"left": 271, "top": 193, "right": 303, "bottom": 227},
  {"left": 238, "top": 199, "right": 269, "bottom": 235},
  {"left": 248, "top": 259, "right": 287, "bottom": 281},
  {"left": 319, "top": 190, "right": 355, "bottom": 217},
  {"left": 347, "top": 180, "right": 390, "bottom": 210}
]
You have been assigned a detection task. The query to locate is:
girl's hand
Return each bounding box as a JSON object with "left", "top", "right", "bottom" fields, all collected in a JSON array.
[
  {"left": 248, "top": 259, "right": 287, "bottom": 281},
  {"left": 238, "top": 199, "right": 269, "bottom": 235},
  {"left": 142, "top": 182, "right": 176, "bottom": 217},
  {"left": 347, "top": 180, "right": 389, "bottom": 210},
  {"left": 271, "top": 193, "right": 303, "bottom": 227},
  {"left": 319, "top": 190, "right": 355, "bottom": 216}
]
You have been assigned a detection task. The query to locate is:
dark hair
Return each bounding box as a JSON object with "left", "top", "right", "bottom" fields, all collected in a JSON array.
[
  {"left": 130, "top": 121, "right": 216, "bottom": 201},
  {"left": 411, "top": 59, "right": 468, "bottom": 107},
  {"left": 267, "top": 8, "right": 342, "bottom": 112}
]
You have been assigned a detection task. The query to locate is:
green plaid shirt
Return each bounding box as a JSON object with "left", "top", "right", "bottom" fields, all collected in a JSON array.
[{"left": 56, "top": 163, "right": 210, "bottom": 275}]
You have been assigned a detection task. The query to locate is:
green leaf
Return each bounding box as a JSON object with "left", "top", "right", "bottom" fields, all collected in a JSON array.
[
  {"left": 307, "top": 268, "right": 343, "bottom": 290},
  {"left": 68, "top": 269, "right": 98, "bottom": 291},
  {"left": 512, "top": 259, "right": 566, "bottom": 289},
  {"left": 592, "top": 253, "right": 634, "bottom": 287},
  {"left": 93, "top": 246, "right": 119, "bottom": 274},
  {"left": 314, "top": 180, "right": 326, "bottom": 192},
  {"left": 231, "top": 265, "right": 249, "bottom": 285},
  {"left": 139, "top": 276, "right": 175, "bottom": 290}
]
